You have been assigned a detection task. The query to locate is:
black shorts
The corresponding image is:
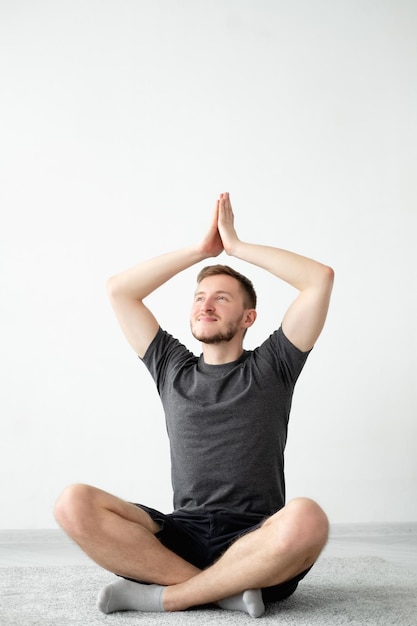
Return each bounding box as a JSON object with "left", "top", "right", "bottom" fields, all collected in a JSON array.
[{"left": 135, "top": 504, "right": 311, "bottom": 603}]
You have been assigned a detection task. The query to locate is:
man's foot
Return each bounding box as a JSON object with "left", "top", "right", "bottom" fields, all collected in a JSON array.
[
  {"left": 97, "top": 577, "right": 265, "bottom": 618},
  {"left": 97, "top": 578, "right": 165, "bottom": 614},
  {"left": 217, "top": 588, "right": 265, "bottom": 618}
]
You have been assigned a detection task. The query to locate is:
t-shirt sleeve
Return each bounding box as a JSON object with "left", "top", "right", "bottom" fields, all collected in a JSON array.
[
  {"left": 141, "top": 327, "right": 195, "bottom": 393},
  {"left": 256, "top": 326, "right": 311, "bottom": 388}
]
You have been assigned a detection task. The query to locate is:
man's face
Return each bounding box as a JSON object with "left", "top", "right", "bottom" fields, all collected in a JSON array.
[{"left": 190, "top": 274, "right": 247, "bottom": 344}]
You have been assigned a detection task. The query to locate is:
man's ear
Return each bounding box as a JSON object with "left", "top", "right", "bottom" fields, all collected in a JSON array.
[{"left": 243, "top": 309, "right": 257, "bottom": 328}]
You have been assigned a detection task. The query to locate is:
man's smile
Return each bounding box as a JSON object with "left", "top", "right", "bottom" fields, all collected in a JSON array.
[{"left": 197, "top": 316, "right": 218, "bottom": 322}]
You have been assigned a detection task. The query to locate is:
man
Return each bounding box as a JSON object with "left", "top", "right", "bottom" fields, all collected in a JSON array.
[{"left": 55, "top": 192, "right": 334, "bottom": 618}]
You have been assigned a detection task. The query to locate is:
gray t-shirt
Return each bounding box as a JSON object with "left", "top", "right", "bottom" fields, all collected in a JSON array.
[{"left": 142, "top": 326, "right": 310, "bottom": 517}]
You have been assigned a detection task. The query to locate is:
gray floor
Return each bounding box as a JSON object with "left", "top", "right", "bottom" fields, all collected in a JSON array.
[{"left": 1, "top": 523, "right": 417, "bottom": 574}]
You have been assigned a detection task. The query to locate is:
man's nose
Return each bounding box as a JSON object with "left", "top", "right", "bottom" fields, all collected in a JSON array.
[{"left": 202, "top": 299, "right": 215, "bottom": 312}]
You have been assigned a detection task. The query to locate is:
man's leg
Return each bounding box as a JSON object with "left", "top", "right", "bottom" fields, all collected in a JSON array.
[
  {"left": 54, "top": 483, "right": 200, "bottom": 584},
  {"left": 161, "top": 497, "right": 329, "bottom": 612},
  {"left": 55, "top": 484, "right": 260, "bottom": 616}
]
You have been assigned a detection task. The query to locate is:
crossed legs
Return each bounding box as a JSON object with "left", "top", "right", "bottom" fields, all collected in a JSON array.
[{"left": 54, "top": 484, "right": 328, "bottom": 616}]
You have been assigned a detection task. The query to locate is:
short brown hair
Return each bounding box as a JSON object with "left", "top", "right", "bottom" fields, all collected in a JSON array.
[{"left": 196, "top": 265, "right": 257, "bottom": 309}]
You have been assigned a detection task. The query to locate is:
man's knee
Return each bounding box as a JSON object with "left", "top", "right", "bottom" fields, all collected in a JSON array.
[
  {"left": 289, "top": 497, "right": 329, "bottom": 547},
  {"left": 54, "top": 483, "right": 98, "bottom": 538},
  {"left": 266, "top": 497, "right": 329, "bottom": 557}
]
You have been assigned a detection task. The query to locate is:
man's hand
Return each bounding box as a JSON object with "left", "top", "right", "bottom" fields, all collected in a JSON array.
[
  {"left": 217, "top": 192, "right": 240, "bottom": 255},
  {"left": 197, "top": 192, "right": 240, "bottom": 258},
  {"left": 197, "top": 199, "right": 224, "bottom": 258}
]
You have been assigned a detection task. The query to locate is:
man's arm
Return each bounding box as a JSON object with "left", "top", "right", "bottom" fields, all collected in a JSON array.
[
  {"left": 107, "top": 203, "right": 223, "bottom": 357},
  {"left": 217, "top": 193, "right": 334, "bottom": 352}
]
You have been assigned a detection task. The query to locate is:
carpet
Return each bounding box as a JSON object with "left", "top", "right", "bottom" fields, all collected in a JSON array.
[{"left": 1, "top": 556, "right": 417, "bottom": 626}]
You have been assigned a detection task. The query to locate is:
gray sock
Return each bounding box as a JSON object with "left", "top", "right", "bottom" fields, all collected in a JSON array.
[
  {"left": 217, "top": 589, "right": 265, "bottom": 618},
  {"left": 97, "top": 578, "right": 165, "bottom": 614}
]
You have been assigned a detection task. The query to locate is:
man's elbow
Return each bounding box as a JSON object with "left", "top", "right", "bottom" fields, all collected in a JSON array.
[
  {"left": 323, "top": 264, "right": 335, "bottom": 284},
  {"left": 320, "top": 264, "right": 335, "bottom": 294},
  {"left": 106, "top": 274, "right": 122, "bottom": 302}
]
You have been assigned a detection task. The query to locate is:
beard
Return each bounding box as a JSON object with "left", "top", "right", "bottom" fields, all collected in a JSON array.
[{"left": 191, "top": 318, "right": 242, "bottom": 345}]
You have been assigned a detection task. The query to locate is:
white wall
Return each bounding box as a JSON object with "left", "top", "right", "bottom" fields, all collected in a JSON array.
[{"left": 1, "top": 0, "right": 416, "bottom": 528}]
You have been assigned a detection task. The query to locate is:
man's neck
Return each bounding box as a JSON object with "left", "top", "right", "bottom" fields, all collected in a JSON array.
[{"left": 201, "top": 341, "right": 244, "bottom": 365}]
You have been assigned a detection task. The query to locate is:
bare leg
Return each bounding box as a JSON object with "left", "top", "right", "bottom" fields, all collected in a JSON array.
[
  {"left": 55, "top": 484, "right": 260, "bottom": 616},
  {"left": 54, "top": 483, "right": 200, "bottom": 584},
  {"left": 163, "top": 497, "right": 329, "bottom": 611}
]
